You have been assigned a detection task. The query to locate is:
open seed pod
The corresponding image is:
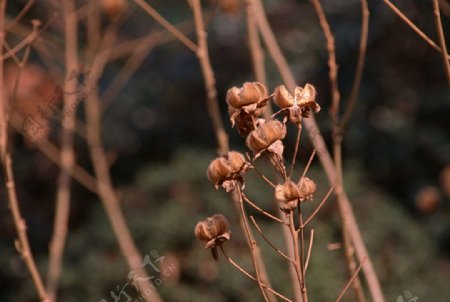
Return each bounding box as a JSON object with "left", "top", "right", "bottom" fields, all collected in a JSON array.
[
  {"left": 246, "top": 119, "right": 286, "bottom": 158},
  {"left": 274, "top": 85, "right": 295, "bottom": 108},
  {"left": 275, "top": 181, "right": 301, "bottom": 211},
  {"left": 294, "top": 84, "right": 320, "bottom": 117},
  {"left": 227, "top": 82, "right": 268, "bottom": 108},
  {"left": 227, "top": 82, "right": 269, "bottom": 131},
  {"left": 195, "top": 214, "right": 231, "bottom": 260},
  {"left": 298, "top": 177, "right": 317, "bottom": 200},
  {"left": 207, "top": 151, "right": 250, "bottom": 191}
]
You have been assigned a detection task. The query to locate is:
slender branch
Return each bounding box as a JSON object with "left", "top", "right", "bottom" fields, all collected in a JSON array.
[
  {"left": 189, "top": 0, "right": 228, "bottom": 155},
  {"left": 235, "top": 187, "right": 270, "bottom": 302},
  {"left": 245, "top": 0, "right": 272, "bottom": 119},
  {"left": 338, "top": 0, "right": 369, "bottom": 134},
  {"left": 242, "top": 193, "right": 285, "bottom": 224},
  {"left": 382, "top": 0, "right": 450, "bottom": 61},
  {"left": 6, "top": 0, "right": 34, "bottom": 31},
  {"left": 432, "top": 0, "right": 450, "bottom": 87},
  {"left": 133, "top": 0, "right": 197, "bottom": 52},
  {"left": 288, "top": 211, "right": 307, "bottom": 302},
  {"left": 302, "top": 187, "right": 334, "bottom": 227},
  {"left": 289, "top": 126, "right": 302, "bottom": 179},
  {"left": 304, "top": 229, "right": 314, "bottom": 272},
  {"left": 47, "top": 1, "right": 78, "bottom": 300},
  {"left": 336, "top": 257, "right": 367, "bottom": 302},
  {"left": 300, "top": 149, "right": 316, "bottom": 181},
  {"left": 220, "top": 247, "right": 293, "bottom": 302},
  {"left": 310, "top": 0, "right": 340, "bottom": 121},
  {"left": 83, "top": 17, "right": 164, "bottom": 302},
  {"left": 297, "top": 206, "right": 307, "bottom": 302},
  {"left": 0, "top": 4, "right": 47, "bottom": 300},
  {"left": 250, "top": 215, "right": 295, "bottom": 263},
  {"left": 2, "top": 19, "right": 41, "bottom": 60}
]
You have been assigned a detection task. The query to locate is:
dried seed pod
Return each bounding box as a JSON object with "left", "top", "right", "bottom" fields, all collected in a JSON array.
[
  {"left": 298, "top": 177, "right": 317, "bottom": 200},
  {"left": 195, "top": 214, "right": 231, "bottom": 260},
  {"left": 295, "top": 84, "right": 320, "bottom": 117},
  {"left": 226, "top": 82, "right": 268, "bottom": 108},
  {"left": 274, "top": 85, "right": 295, "bottom": 108},
  {"left": 246, "top": 119, "right": 286, "bottom": 156},
  {"left": 207, "top": 151, "right": 250, "bottom": 191}
]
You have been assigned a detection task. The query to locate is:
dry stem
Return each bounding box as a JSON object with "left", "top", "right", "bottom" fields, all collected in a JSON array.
[
  {"left": 47, "top": 1, "right": 78, "bottom": 300},
  {"left": 432, "top": 0, "right": 450, "bottom": 87}
]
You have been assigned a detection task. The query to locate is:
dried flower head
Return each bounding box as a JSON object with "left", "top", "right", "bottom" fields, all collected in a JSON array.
[
  {"left": 207, "top": 151, "right": 250, "bottom": 192},
  {"left": 275, "top": 177, "right": 317, "bottom": 211},
  {"left": 246, "top": 119, "right": 286, "bottom": 158},
  {"left": 195, "top": 214, "right": 231, "bottom": 260},
  {"left": 227, "top": 82, "right": 269, "bottom": 131},
  {"left": 298, "top": 177, "right": 317, "bottom": 200},
  {"left": 274, "top": 84, "right": 320, "bottom": 126}
]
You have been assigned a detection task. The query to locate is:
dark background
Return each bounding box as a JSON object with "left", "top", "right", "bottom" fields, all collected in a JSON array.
[{"left": 0, "top": 0, "right": 449, "bottom": 301}]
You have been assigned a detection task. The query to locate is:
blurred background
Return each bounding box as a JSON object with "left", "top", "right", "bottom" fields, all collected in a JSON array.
[{"left": 0, "top": 0, "right": 449, "bottom": 301}]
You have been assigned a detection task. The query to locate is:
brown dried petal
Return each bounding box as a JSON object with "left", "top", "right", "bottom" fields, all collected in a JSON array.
[
  {"left": 207, "top": 157, "right": 232, "bottom": 185},
  {"left": 226, "top": 87, "right": 242, "bottom": 108},
  {"left": 298, "top": 177, "right": 317, "bottom": 200},
  {"left": 246, "top": 120, "right": 286, "bottom": 154},
  {"left": 274, "top": 85, "right": 294, "bottom": 108}
]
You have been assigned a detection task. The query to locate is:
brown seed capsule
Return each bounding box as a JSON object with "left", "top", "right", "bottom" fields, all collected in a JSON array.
[
  {"left": 295, "top": 84, "right": 320, "bottom": 117},
  {"left": 195, "top": 214, "right": 231, "bottom": 259},
  {"left": 226, "top": 82, "right": 268, "bottom": 108},
  {"left": 207, "top": 151, "right": 249, "bottom": 190},
  {"left": 274, "top": 85, "right": 295, "bottom": 108},
  {"left": 298, "top": 177, "right": 317, "bottom": 200},
  {"left": 246, "top": 119, "right": 286, "bottom": 155}
]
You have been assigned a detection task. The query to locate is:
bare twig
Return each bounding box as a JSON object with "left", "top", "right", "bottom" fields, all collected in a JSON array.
[
  {"left": 47, "top": 1, "right": 78, "bottom": 300},
  {"left": 133, "top": 0, "right": 197, "bottom": 52},
  {"left": 242, "top": 193, "right": 285, "bottom": 224},
  {"left": 289, "top": 126, "right": 302, "bottom": 179},
  {"left": 235, "top": 187, "right": 270, "bottom": 302},
  {"left": 6, "top": 0, "right": 35, "bottom": 31},
  {"left": 338, "top": 0, "right": 369, "bottom": 134},
  {"left": 309, "top": 0, "right": 340, "bottom": 120},
  {"left": 220, "top": 247, "right": 293, "bottom": 302},
  {"left": 250, "top": 216, "right": 295, "bottom": 263},
  {"left": 288, "top": 211, "right": 307, "bottom": 302},
  {"left": 302, "top": 187, "right": 334, "bottom": 227},
  {"left": 189, "top": 0, "right": 228, "bottom": 155},
  {"left": 432, "top": 0, "right": 450, "bottom": 87},
  {"left": 245, "top": 0, "right": 272, "bottom": 119},
  {"left": 382, "top": 0, "right": 450, "bottom": 61},
  {"left": 83, "top": 16, "right": 164, "bottom": 302},
  {"left": 304, "top": 229, "right": 314, "bottom": 272},
  {"left": 336, "top": 257, "right": 367, "bottom": 302},
  {"left": 0, "top": 3, "right": 47, "bottom": 300}
]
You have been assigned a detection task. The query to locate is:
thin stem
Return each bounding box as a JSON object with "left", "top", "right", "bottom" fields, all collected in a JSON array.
[
  {"left": 0, "top": 1, "right": 48, "bottom": 299},
  {"left": 133, "top": 0, "right": 197, "bottom": 52},
  {"left": 338, "top": 0, "right": 369, "bottom": 134},
  {"left": 299, "top": 150, "right": 316, "bottom": 182},
  {"left": 235, "top": 187, "right": 270, "bottom": 302},
  {"left": 304, "top": 229, "right": 314, "bottom": 272},
  {"left": 297, "top": 206, "right": 307, "bottom": 302},
  {"left": 336, "top": 257, "right": 367, "bottom": 302},
  {"left": 250, "top": 216, "right": 295, "bottom": 263},
  {"left": 83, "top": 18, "right": 164, "bottom": 302},
  {"left": 220, "top": 247, "right": 293, "bottom": 302},
  {"left": 242, "top": 193, "right": 285, "bottom": 224},
  {"left": 6, "top": 0, "right": 34, "bottom": 31},
  {"left": 189, "top": 0, "right": 228, "bottom": 155},
  {"left": 289, "top": 126, "right": 302, "bottom": 179},
  {"left": 47, "top": 1, "right": 78, "bottom": 300},
  {"left": 245, "top": 0, "right": 272, "bottom": 119},
  {"left": 382, "top": 0, "right": 450, "bottom": 61},
  {"left": 288, "top": 211, "right": 306, "bottom": 302},
  {"left": 310, "top": 0, "right": 340, "bottom": 121},
  {"left": 432, "top": 0, "right": 450, "bottom": 87},
  {"left": 302, "top": 187, "right": 334, "bottom": 227},
  {"left": 2, "top": 19, "right": 41, "bottom": 60}
]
